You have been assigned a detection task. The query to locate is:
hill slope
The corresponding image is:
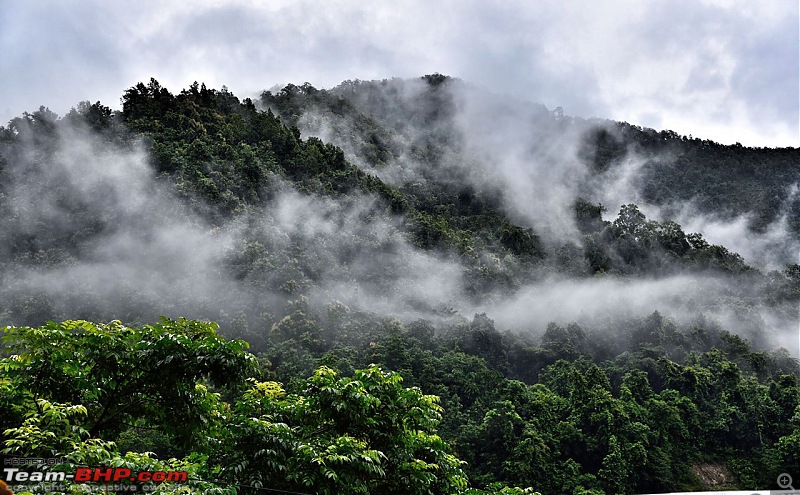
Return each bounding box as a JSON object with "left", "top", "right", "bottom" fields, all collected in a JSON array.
[{"left": 0, "top": 76, "right": 798, "bottom": 492}]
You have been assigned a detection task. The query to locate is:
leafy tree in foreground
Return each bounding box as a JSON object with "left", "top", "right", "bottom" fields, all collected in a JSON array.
[
  {"left": 1, "top": 319, "right": 536, "bottom": 495},
  {"left": 1, "top": 318, "right": 257, "bottom": 450},
  {"left": 216, "top": 366, "right": 470, "bottom": 494}
]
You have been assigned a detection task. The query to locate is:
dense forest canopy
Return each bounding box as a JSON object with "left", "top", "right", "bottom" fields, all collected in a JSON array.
[{"left": 0, "top": 75, "right": 798, "bottom": 494}]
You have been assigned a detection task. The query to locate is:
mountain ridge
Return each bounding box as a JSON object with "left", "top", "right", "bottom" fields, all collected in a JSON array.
[{"left": 0, "top": 75, "right": 798, "bottom": 493}]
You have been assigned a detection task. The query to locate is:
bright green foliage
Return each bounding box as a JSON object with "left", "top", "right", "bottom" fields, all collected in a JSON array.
[
  {"left": 0, "top": 318, "right": 254, "bottom": 494},
  {"left": 2, "top": 401, "right": 231, "bottom": 494},
  {"left": 217, "top": 366, "right": 470, "bottom": 494},
  {"left": 262, "top": 316, "right": 800, "bottom": 493},
  {"left": 1, "top": 319, "right": 532, "bottom": 494},
  {"left": 1, "top": 318, "right": 256, "bottom": 448},
  {"left": 3, "top": 399, "right": 110, "bottom": 460}
]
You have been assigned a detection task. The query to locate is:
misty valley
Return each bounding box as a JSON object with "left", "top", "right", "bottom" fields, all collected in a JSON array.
[{"left": 1, "top": 75, "right": 799, "bottom": 494}]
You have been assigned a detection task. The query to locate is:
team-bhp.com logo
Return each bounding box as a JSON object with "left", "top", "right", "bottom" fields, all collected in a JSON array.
[
  {"left": 4, "top": 467, "right": 187, "bottom": 483},
  {"left": 2, "top": 465, "right": 188, "bottom": 493}
]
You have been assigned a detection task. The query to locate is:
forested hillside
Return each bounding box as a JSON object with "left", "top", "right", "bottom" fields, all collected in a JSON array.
[{"left": 1, "top": 76, "right": 798, "bottom": 494}]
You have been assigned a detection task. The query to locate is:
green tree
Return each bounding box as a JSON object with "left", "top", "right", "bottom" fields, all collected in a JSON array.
[
  {"left": 0, "top": 318, "right": 257, "bottom": 449},
  {"left": 216, "top": 365, "right": 472, "bottom": 494}
]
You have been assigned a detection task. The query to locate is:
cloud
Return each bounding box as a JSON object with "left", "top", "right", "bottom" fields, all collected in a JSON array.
[
  {"left": 279, "top": 76, "right": 798, "bottom": 354},
  {"left": 0, "top": 2, "right": 796, "bottom": 357},
  {"left": 0, "top": 119, "right": 247, "bottom": 323},
  {"left": 287, "top": 74, "right": 800, "bottom": 271},
  {"left": 0, "top": 88, "right": 796, "bottom": 358},
  {"left": 250, "top": 188, "right": 466, "bottom": 322},
  {"left": 672, "top": 188, "right": 800, "bottom": 271},
  {"left": 1, "top": 1, "right": 796, "bottom": 147},
  {"left": 480, "top": 273, "right": 797, "bottom": 354}
]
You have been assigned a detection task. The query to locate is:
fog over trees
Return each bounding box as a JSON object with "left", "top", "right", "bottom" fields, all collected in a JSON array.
[{"left": 1, "top": 76, "right": 798, "bottom": 494}]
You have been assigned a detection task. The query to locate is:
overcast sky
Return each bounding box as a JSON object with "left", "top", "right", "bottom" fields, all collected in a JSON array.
[{"left": 1, "top": 0, "right": 797, "bottom": 147}]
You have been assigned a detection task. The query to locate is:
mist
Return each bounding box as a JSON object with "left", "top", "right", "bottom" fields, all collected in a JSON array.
[
  {"left": 251, "top": 188, "right": 466, "bottom": 321},
  {"left": 0, "top": 111, "right": 469, "bottom": 331},
  {"left": 274, "top": 77, "right": 799, "bottom": 354},
  {"left": 584, "top": 134, "right": 800, "bottom": 272},
  {"left": 0, "top": 117, "right": 250, "bottom": 324},
  {"left": 0, "top": 79, "right": 796, "bottom": 360},
  {"left": 291, "top": 78, "right": 591, "bottom": 242},
  {"left": 672, "top": 187, "right": 800, "bottom": 271}
]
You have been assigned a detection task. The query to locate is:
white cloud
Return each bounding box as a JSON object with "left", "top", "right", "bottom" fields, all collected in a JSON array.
[{"left": 0, "top": 1, "right": 796, "bottom": 147}]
